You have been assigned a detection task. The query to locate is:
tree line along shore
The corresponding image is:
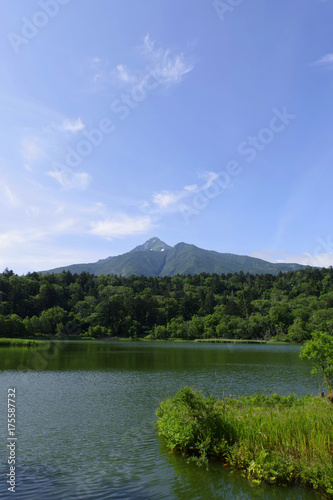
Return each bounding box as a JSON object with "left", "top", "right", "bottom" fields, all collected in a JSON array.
[{"left": 0, "top": 266, "right": 332, "bottom": 341}]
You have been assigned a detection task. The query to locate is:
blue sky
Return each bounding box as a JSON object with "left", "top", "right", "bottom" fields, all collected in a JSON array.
[{"left": 1, "top": 0, "right": 333, "bottom": 274}]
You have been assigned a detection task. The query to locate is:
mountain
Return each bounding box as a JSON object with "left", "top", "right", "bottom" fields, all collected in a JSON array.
[
  {"left": 130, "top": 237, "right": 171, "bottom": 253},
  {"left": 40, "top": 237, "right": 307, "bottom": 277}
]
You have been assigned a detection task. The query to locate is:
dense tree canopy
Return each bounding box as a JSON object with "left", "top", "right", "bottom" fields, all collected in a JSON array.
[{"left": 0, "top": 267, "right": 333, "bottom": 342}]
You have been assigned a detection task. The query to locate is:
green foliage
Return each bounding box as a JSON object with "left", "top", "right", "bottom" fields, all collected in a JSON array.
[
  {"left": 0, "top": 338, "right": 45, "bottom": 346},
  {"left": 0, "top": 267, "right": 333, "bottom": 342},
  {"left": 156, "top": 387, "right": 235, "bottom": 466},
  {"left": 300, "top": 330, "right": 333, "bottom": 394},
  {"left": 0, "top": 314, "right": 26, "bottom": 338},
  {"left": 82, "top": 325, "right": 110, "bottom": 338},
  {"left": 38, "top": 307, "right": 68, "bottom": 336},
  {"left": 156, "top": 388, "right": 333, "bottom": 495}
]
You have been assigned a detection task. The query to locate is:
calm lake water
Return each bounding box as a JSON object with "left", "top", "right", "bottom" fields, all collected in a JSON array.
[{"left": 0, "top": 341, "right": 323, "bottom": 499}]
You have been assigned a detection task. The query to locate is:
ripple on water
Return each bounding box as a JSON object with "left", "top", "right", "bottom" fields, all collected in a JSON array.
[{"left": 0, "top": 343, "right": 321, "bottom": 500}]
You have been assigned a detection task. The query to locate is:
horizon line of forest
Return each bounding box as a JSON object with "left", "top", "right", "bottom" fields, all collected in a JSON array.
[{"left": 0, "top": 267, "right": 333, "bottom": 342}]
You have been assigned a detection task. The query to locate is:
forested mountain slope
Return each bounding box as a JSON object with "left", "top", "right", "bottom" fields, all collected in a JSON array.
[{"left": 41, "top": 238, "right": 306, "bottom": 277}]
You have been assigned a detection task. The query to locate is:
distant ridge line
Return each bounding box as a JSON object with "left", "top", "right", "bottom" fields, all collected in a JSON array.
[{"left": 40, "top": 237, "right": 308, "bottom": 277}]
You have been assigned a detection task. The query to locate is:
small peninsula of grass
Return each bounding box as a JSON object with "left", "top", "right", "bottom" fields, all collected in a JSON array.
[
  {"left": 156, "top": 387, "right": 333, "bottom": 496},
  {"left": 0, "top": 338, "right": 47, "bottom": 347}
]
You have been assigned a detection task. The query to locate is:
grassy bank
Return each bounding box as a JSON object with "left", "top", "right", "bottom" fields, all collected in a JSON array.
[
  {"left": 0, "top": 338, "right": 48, "bottom": 346},
  {"left": 193, "top": 338, "right": 290, "bottom": 344},
  {"left": 142, "top": 337, "right": 291, "bottom": 344},
  {"left": 0, "top": 336, "right": 296, "bottom": 345},
  {"left": 156, "top": 387, "right": 333, "bottom": 496}
]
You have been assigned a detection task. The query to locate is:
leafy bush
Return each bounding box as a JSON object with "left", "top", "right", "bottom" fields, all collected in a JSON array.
[{"left": 156, "top": 386, "right": 236, "bottom": 465}]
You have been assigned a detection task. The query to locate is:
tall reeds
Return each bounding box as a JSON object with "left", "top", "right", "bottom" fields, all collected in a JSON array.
[{"left": 156, "top": 388, "right": 333, "bottom": 496}]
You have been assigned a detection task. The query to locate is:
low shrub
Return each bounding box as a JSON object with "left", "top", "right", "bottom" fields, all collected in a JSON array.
[{"left": 156, "top": 386, "right": 236, "bottom": 465}]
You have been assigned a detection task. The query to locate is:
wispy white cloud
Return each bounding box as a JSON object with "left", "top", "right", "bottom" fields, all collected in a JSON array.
[
  {"left": 24, "top": 206, "right": 40, "bottom": 217},
  {"left": 199, "top": 171, "right": 220, "bottom": 189},
  {"left": 148, "top": 171, "right": 224, "bottom": 214},
  {"left": 312, "top": 53, "right": 333, "bottom": 68},
  {"left": 116, "top": 64, "right": 133, "bottom": 83},
  {"left": 140, "top": 33, "right": 194, "bottom": 86},
  {"left": 21, "top": 137, "right": 43, "bottom": 163},
  {"left": 92, "top": 34, "right": 194, "bottom": 93},
  {"left": 86, "top": 56, "right": 109, "bottom": 86},
  {"left": 0, "top": 147, "right": 107, "bottom": 272},
  {"left": 90, "top": 215, "right": 153, "bottom": 239},
  {"left": 61, "top": 118, "right": 85, "bottom": 132},
  {"left": 251, "top": 249, "right": 333, "bottom": 268},
  {"left": 184, "top": 184, "right": 198, "bottom": 192},
  {"left": 152, "top": 191, "right": 181, "bottom": 209},
  {"left": 0, "top": 195, "right": 107, "bottom": 266},
  {"left": 0, "top": 231, "right": 28, "bottom": 249},
  {"left": 0, "top": 233, "right": 105, "bottom": 274},
  {"left": 3, "top": 185, "right": 20, "bottom": 207},
  {"left": 47, "top": 170, "right": 91, "bottom": 190}
]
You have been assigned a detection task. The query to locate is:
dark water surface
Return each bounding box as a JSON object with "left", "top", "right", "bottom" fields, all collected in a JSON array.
[{"left": 0, "top": 341, "right": 322, "bottom": 499}]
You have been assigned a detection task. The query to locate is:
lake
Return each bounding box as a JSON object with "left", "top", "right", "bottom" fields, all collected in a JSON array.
[{"left": 0, "top": 341, "right": 322, "bottom": 499}]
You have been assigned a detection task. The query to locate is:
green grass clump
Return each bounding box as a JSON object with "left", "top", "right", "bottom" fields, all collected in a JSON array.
[
  {"left": 0, "top": 338, "right": 46, "bottom": 346},
  {"left": 194, "top": 339, "right": 269, "bottom": 344},
  {"left": 156, "top": 386, "right": 236, "bottom": 466},
  {"left": 156, "top": 387, "right": 333, "bottom": 496}
]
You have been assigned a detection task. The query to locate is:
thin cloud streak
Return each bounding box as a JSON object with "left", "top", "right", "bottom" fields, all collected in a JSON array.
[
  {"left": 90, "top": 215, "right": 153, "bottom": 239},
  {"left": 147, "top": 171, "right": 224, "bottom": 214},
  {"left": 61, "top": 118, "right": 85, "bottom": 132},
  {"left": 312, "top": 53, "right": 333, "bottom": 68},
  {"left": 47, "top": 170, "right": 91, "bottom": 190}
]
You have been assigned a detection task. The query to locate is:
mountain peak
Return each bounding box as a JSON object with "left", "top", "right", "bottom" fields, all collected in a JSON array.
[
  {"left": 130, "top": 237, "right": 172, "bottom": 253},
  {"left": 41, "top": 239, "right": 308, "bottom": 277}
]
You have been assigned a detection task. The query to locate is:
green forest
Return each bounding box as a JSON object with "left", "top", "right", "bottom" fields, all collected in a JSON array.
[{"left": 1, "top": 267, "right": 333, "bottom": 342}]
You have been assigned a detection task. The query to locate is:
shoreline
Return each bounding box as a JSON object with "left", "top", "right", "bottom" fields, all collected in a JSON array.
[
  {"left": 0, "top": 338, "right": 48, "bottom": 347},
  {"left": 0, "top": 336, "right": 294, "bottom": 346}
]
